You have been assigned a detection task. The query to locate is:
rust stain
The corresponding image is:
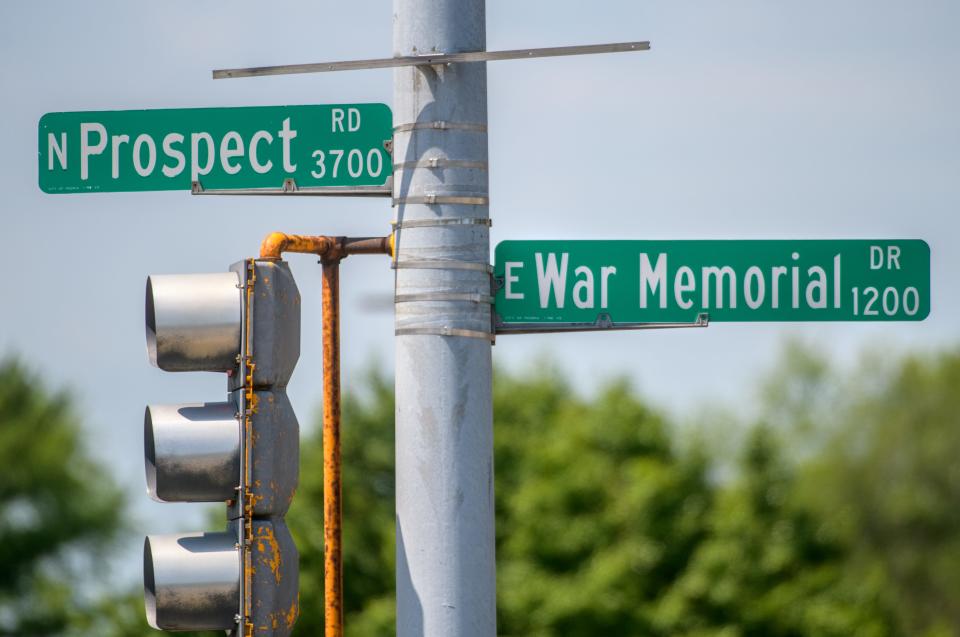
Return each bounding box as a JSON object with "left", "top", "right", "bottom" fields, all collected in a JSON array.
[
  {"left": 255, "top": 525, "right": 282, "bottom": 585},
  {"left": 286, "top": 598, "right": 299, "bottom": 628},
  {"left": 250, "top": 233, "right": 388, "bottom": 637}
]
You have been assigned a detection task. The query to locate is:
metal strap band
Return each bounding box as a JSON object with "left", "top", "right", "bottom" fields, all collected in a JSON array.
[
  {"left": 394, "top": 195, "right": 489, "bottom": 206},
  {"left": 393, "top": 259, "right": 493, "bottom": 273},
  {"left": 395, "top": 326, "right": 495, "bottom": 341},
  {"left": 394, "top": 121, "right": 487, "bottom": 133},
  {"left": 394, "top": 158, "right": 488, "bottom": 170},
  {"left": 395, "top": 292, "right": 494, "bottom": 304},
  {"left": 392, "top": 217, "right": 491, "bottom": 229}
]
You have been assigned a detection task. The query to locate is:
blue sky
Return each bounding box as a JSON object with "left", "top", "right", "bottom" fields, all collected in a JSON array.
[{"left": 1, "top": 0, "right": 957, "bottom": 587}]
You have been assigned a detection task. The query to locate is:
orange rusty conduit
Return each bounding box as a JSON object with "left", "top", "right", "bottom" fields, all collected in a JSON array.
[{"left": 259, "top": 232, "right": 392, "bottom": 637}]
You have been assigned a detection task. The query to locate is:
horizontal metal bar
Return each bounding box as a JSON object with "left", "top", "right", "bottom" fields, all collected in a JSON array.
[
  {"left": 213, "top": 41, "right": 650, "bottom": 79},
  {"left": 494, "top": 312, "right": 710, "bottom": 335},
  {"left": 191, "top": 180, "right": 391, "bottom": 197}
]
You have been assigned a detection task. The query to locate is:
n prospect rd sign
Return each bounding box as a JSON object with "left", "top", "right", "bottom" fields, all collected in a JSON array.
[
  {"left": 494, "top": 240, "right": 930, "bottom": 325},
  {"left": 38, "top": 103, "right": 392, "bottom": 193}
]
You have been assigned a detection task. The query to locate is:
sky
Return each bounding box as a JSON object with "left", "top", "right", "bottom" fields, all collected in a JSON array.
[{"left": 1, "top": 0, "right": 958, "bottom": 588}]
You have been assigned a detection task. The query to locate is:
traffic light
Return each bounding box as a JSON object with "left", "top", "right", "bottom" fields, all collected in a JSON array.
[{"left": 143, "top": 259, "right": 301, "bottom": 635}]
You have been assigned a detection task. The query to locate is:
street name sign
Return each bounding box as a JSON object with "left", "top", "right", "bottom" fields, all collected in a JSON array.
[
  {"left": 494, "top": 240, "right": 930, "bottom": 325},
  {"left": 38, "top": 103, "right": 392, "bottom": 193}
]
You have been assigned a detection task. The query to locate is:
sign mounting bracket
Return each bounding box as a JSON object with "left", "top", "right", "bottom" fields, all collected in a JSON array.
[
  {"left": 213, "top": 41, "right": 650, "bottom": 79},
  {"left": 493, "top": 312, "right": 710, "bottom": 336}
]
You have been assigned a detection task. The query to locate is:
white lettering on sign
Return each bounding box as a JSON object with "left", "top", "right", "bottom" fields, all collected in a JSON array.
[
  {"left": 834, "top": 254, "right": 842, "bottom": 308},
  {"left": 536, "top": 252, "right": 568, "bottom": 309},
  {"left": 250, "top": 131, "right": 274, "bottom": 174},
  {"left": 572, "top": 266, "right": 595, "bottom": 309},
  {"left": 333, "top": 107, "right": 361, "bottom": 132},
  {"left": 870, "top": 245, "right": 901, "bottom": 270},
  {"left": 80, "top": 122, "right": 107, "bottom": 181},
  {"left": 504, "top": 262, "right": 524, "bottom": 300},
  {"left": 191, "top": 132, "right": 215, "bottom": 181},
  {"left": 639, "top": 253, "right": 667, "bottom": 309},
  {"left": 162, "top": 134, "right": 186, "bottom": 178},
  {"left": 47, "top": 119, "right": 320, "bottom": 183},
  {"left": 744, "top": 266, "right": 765, "bottom": 309},
  {"left": 675, "top": 266, "right": 694, "bottom": 310},
  {"left": 600, "top": 266, "right": 616, "bottom": 308},
  {"left": 806, "top": 266, "right": 827, "bottom": 309},
  {"left": 504, "top": 250, "right": 851, "bottom": 314},
  {"left": 111, "top": 134, "right": 130, "bottom": 179},
  {"left": 48, "top": 133, "right": 67, "bottom": 171},
  {"left": 702, "top": 266, "right": 737, "bottom": 309},
  {"left": 220, "top": 132, "right": 244, "bottom": 175},
  {"left": 279, "top": 117, "right": 297, "bottom": 172},
  {"left": 132, "top": 134, "right": 157, "bottom": 178}
]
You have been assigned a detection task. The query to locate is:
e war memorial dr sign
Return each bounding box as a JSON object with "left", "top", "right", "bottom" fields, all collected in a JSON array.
[
  {"left": 38, "top": 103, "right": 392, "bottom": 193},
  {"left": 494, "top": 240, "right": 930, "bottom": 324}
]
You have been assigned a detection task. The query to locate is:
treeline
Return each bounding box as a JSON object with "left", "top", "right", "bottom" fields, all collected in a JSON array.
[{"left": 1, "top": 342, "right": 958, "bottom": 636}]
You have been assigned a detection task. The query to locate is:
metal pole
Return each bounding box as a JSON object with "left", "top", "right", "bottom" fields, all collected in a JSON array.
[
  {"left": 393, "top": 0, "right": 496, "bottom": 635},
  {"left": 321, "top": 257, "right": 343, "bottom": 637}
]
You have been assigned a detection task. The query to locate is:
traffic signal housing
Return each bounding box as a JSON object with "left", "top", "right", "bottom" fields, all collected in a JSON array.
[{"left": 143, "top": 259, "right": 301, "bottom": 635}]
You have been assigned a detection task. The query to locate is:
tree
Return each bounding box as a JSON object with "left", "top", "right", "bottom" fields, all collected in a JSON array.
[
  {"left": 787, "top": 346, "right": 960, "bottom": 637},
  {"left": 0, "top": 358, "right": 124, "bottom": 636},
  {"left": 287, "top": 359, "right": 906, "bottom": 636},
  {"left": 287, "top": 366, "right": 715, "bottom": 636},
  {"left": 654, "top": 426, "right": 897, "bottom": 637}
]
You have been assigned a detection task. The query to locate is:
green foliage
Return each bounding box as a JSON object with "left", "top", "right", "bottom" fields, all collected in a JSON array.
[
  {"left": 656, "top": 427, "right": 896, "bottom": 637},
  {"left": 789, "top": 346, "right": 960, "bottom": 636},
  {"left": 0, "top": 358, "right": 124, "bottom": 635},
  {"left": 287, "top": 368, "right": 398, "bottom": 636},
  {"left": 286, "top": 359, "right": 902, "bottom": 636},
  {"left": 494, "top": 376, "right": 711, "bottom": 636},
  {"left": 8, "top": 343, "right": 960, "bottom": 636}
]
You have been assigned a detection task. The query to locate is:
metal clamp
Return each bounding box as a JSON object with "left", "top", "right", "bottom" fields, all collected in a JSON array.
[
  {"left": 394, "top": 158, "right": 488, "bottom": 171},
  {"left": 392, "top": 217, "right": 491, "bottom": 230},
  {"left": 393, "top": 121, "right": 487, "bottom": 134},
  {"left": 393, "top": 194, "right": 489, "bottom": 206},
  {"left": 393, "top": 258, "right": 493, "bottom": 273},
  {"left": 395, "top": 326, "right": 495, "bottom": 341},
  {"left": 395, "top": 292, "right": 494, "bottom": 304}
]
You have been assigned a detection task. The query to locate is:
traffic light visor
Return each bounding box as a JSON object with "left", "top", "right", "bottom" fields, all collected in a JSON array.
[
  {"left": 145, "top": 402, "right": 240, "bottom": 503},
  {"left": 144, "top": 531, "right": 240, "bottom": 631},
  {"left": 146, "top": 272, "right": 242, "bottom": 372}
]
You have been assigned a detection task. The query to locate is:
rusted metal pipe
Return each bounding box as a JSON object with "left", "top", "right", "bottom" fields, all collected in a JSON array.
[
  {"left": 321, "top": 259, "right": 343, "bottom": 637},
  {"left": 259, "top": 232, "right": 392, "bottom": 261},
  {"left": 260, "top": 232, "right": 337, "bottom": 261},
  {"left": 257, "top": 232, "right": 390, "bottom": 637}
]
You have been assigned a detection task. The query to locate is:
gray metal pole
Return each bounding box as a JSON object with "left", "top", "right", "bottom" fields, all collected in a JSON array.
[{"left": 393, "top": 0, "right": 495, "bottom": 635}]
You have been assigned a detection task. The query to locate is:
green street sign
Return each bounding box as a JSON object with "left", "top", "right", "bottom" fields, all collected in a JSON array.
[
  {"left": 494, "top": 240, "right": 930, "bottom": 325},
  {"left": 38, "top": 104, "right": 392, "bottom": 193}
]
